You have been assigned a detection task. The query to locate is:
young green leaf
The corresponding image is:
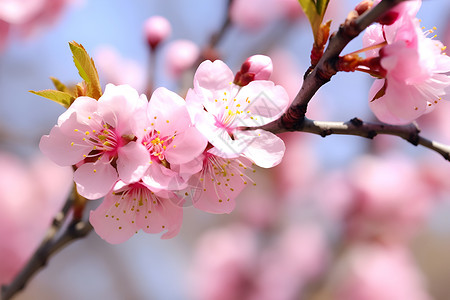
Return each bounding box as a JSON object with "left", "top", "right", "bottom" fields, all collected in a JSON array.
[
  {"left": 30, "top": 89, "right": 75, "bottom": 108},
  {"left": 298, "top": 0, "right": 331, "bottom": 45},
  {"left": 69, "top": 41, "right": 102, "bottom": 100}
]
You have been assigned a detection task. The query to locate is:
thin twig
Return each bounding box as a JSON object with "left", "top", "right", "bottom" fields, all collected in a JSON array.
[{"left": 300, "top": 117, "right": 450, "bottom": 161}]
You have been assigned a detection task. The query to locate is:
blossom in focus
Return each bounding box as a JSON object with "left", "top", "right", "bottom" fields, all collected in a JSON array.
[
  {"left": 140, "top": 87, "right": 207, "bottom": 190},
  {"left": 363, "top": 3, "right": 450, "bottom": 124},
  {"left": 186, "top": 60, "right": 289, "bottom": 168},
  {"left": 187, "top": 152, "right": 254, "bottom": 214},
  {"left": 89, "top": 180, "right": 183, "bottom": 244},
  {"left": 234, "top": 54, "right": 273, "bottom": 86},
  {"left": 40, "top": 84, "right": 150, "bottom": 199},
  {"left": 0, "top": 152, "right": 72, "bottom": 284}
]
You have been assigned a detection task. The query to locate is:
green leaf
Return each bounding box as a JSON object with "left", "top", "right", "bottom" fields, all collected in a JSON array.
[
  {"left": 69, "top": 41, "right": 102, "bottom": 100},
  {"left": 50, "top": 76, "right": 69, "bottom": 93},
  {"left": 30, "top": 89, "right": 75, "bottom": 108},
  {"left": 298, "top": 0, "right": 331, "bottom": 45}
]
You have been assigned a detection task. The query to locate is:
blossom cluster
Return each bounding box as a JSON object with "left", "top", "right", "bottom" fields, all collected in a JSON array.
[
  {"left": 363, "top": 0, "right": 450, "bottom": 125},
  {"left": 40, "top": 58, "right": 289, "bottom": 244}
]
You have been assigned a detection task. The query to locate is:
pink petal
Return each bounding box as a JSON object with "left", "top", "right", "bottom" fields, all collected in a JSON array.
[
  {"left": 142, "top": 162, "right": 188, "bottom": 190},
  {"left": 233, "top": 81, "right": 289, "bottom": 127},
  {"left": 235, "top": 129, "right": 286, "bottom": 168},
  {"left": 89, "top": 190, "right": 138, "bottom": 244},
  {"left": 147, "top": 87, "right": 192, "bottom": 135},
  {"left": 98, "top": 84, "right": 148, "bottom": 134},
  {"left": 39, "top": 116, "right": 92, "bottom": 166},
  {"left": 135, "top": 189, "right": 183, "bottom": 239},
  {"left": 73, "top": 161, "right": 118, "bottom": 199},
  {"left": 193, "top": 60, "right": 234, "bottom": 93},
  {"left": 117, "top": 142, "right": 150, "bottom": 183},
  {"left": 58, "top": 96, "right": 99, "bottom": 126},
  {"left": 192, "top": 112, "right": 242, "bottom": 157},
  {"left": 191, "top": 156, "right": 252, "bottom": 214},
  {"left": 369, "top": 79, "right": 426, "bottom": 124},
  {"left": 165, "top": 126, "right": 207, "bottom": 165}
]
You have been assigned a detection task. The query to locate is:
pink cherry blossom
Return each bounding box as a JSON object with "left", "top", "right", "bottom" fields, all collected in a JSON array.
[
  {"left": 0, "top": 152, "right": 72, "bottom": 284},
  {"left": 143, "top": 15, "right": 171, "bottom": 50},
  {"left": 331, "top": 243, "right": 431, "bottom": 300},
  {"left": 164, "top": 39, "right": 200, "bottom": 78},
  {"left": 234, "top": 54, "right": 273, "bottom": 86},
  {"left": 40, "top": 84, "right": 150, "bottom": 199},
  {"left": 89, "top": 180, "right": 183, "bottom": 244},
  {"left": 363, "top": 8, "right": 450, "bottom": 124},
  {"left": 140, "top": 87, "right": 207, "bottom": 190},
  {"left": 373, "top": 0, "right": 421, "bottom": 25},
  {"left": 345, "top": 154, "right": 433, "bottom": 242},
  {"left": 0, "top": 0, "right": 74, "bottom": 48},
  {"left": 186, "top": 60, "right": 289, "bottom": 168},
  {"left": 94, "top": 46, "right": 146, "bottom": 94},
  {"left": 230, "top": 0, "right": 303, "bottom": 31},
  {"left": 186, "top": 151, "right": 254, "bottom": 214}
]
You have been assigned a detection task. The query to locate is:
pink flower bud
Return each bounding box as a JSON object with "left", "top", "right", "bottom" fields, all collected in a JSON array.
[
  {"left": 234, "top": 54, "right": 273, "bottom": 86},
  {"left": 143, "top": 16, "right": 171, "bottom": 50},
  {"left": 164, "top": 39, "right": 199, "bottom": 78}
]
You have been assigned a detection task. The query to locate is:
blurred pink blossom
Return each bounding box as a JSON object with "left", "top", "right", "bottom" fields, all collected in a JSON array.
[
  {"left": 164, "top": 39, "right": 200, "bottom": 78},
  {"left": 189, "top": 223, "right": 329, "bottom": 300},
  {"left": 94, "top": 46, "right": 146, "bottom": 94},
  {"left": 345, "top": 154, "right": 434, "bottom": 242},
  {"left": 230, "top": 0, "right": 303, "bottom": 31},
  {"left": 143, "top": 15, "right": 171, "bottom": 50},
  {"left": 0, "top": 0, "right": 75, "bottom": 48},
  {"left": 0, "top": 152, "right": 72, "bottom": 284},
  {"left": 331, "top": 243, "right": 431, "bottom": 300}
]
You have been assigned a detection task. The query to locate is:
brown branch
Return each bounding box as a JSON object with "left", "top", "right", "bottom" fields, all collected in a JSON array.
[
  {"left": 261, "top": 0, "right": 409, "bottom": 133},
  {"left": 291, "top": 117, "right": 450, "bottom": 161},
  {"left": 1, "top": 189, "right": 93, "bottom": 300}
]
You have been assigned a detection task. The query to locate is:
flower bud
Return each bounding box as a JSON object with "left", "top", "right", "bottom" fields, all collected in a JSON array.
[
  {"left": 143, "top": 16, "right": 171, "bottom": 50},
  {"left": 234, "top": 54, "right": 273, "bottom": 86},
  {"left": 164, "top": 40, "right": 200, "bottom": 78}
]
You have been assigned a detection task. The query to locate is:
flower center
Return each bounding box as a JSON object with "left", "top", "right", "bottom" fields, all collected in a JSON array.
[
  {"left": 142, "top": 129, "right": 175, "bottom": 161},
  {"left": 73, "top": 122, "right": 130, "bottom": 161}
]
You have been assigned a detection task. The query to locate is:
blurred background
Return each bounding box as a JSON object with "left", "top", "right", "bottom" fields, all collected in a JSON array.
[{"left": 1, "top": 0, "right": 450, "bottom": 299}]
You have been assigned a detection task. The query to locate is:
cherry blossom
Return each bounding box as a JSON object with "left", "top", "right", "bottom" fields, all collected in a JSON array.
[
  {"left": 143, "top": 16, "right": 171, "bottom": 50},
  {"left": 363, "top": 2, "right": 450, "bottom": 124},
  {"left": 140, "top": 87, "right": 207, "bottom": 190},
  {"left": 164, "top": 39, "right": 200, "bottom": 78},
  {"left": 234, "top": 54, "right": 273, "bottom": 86},
  {"left": 40, "top": 84, "right": 150, "bottom": 199},
  {"left": 89, "top": 180, "right": 183, "bottom": 244},
  {"left": 186, "top": 60, "right": 289, "bottom": 168},
  {"left": 187, "top": 151, "right": 255, "bottom": 214},
  {"left": 0, "top": 152, "right": 72, "bottom": 284}
]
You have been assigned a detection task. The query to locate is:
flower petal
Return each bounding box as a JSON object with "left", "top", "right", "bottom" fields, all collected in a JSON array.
[
  {"left": 235, "top": 129, "right": 285, "bottom": 168},
  {"left": 89, "top": 190, "right": 138, "bottom": 244},
  {"left": 74, "top": 161, "right": 118, "bottom": 199},
  {"left": 233, "top": 81, "right": 289, "bottom": 127},
  {"left": 165, "top": 126, "right": 207, "bottom": 165},
  {"left": 117, "top": 142, "right": 150, "bottom": 183}
]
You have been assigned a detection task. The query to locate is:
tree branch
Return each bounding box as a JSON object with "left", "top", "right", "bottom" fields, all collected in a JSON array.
[
  {"left": 1, "top": 189, "right": 93, "bottom": 300},
  {"left": 261, "top": 0, "right": 409, "bottom": 133},
  {"left": 300, "top": 117, "right": 450, "bottom": 161}
]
